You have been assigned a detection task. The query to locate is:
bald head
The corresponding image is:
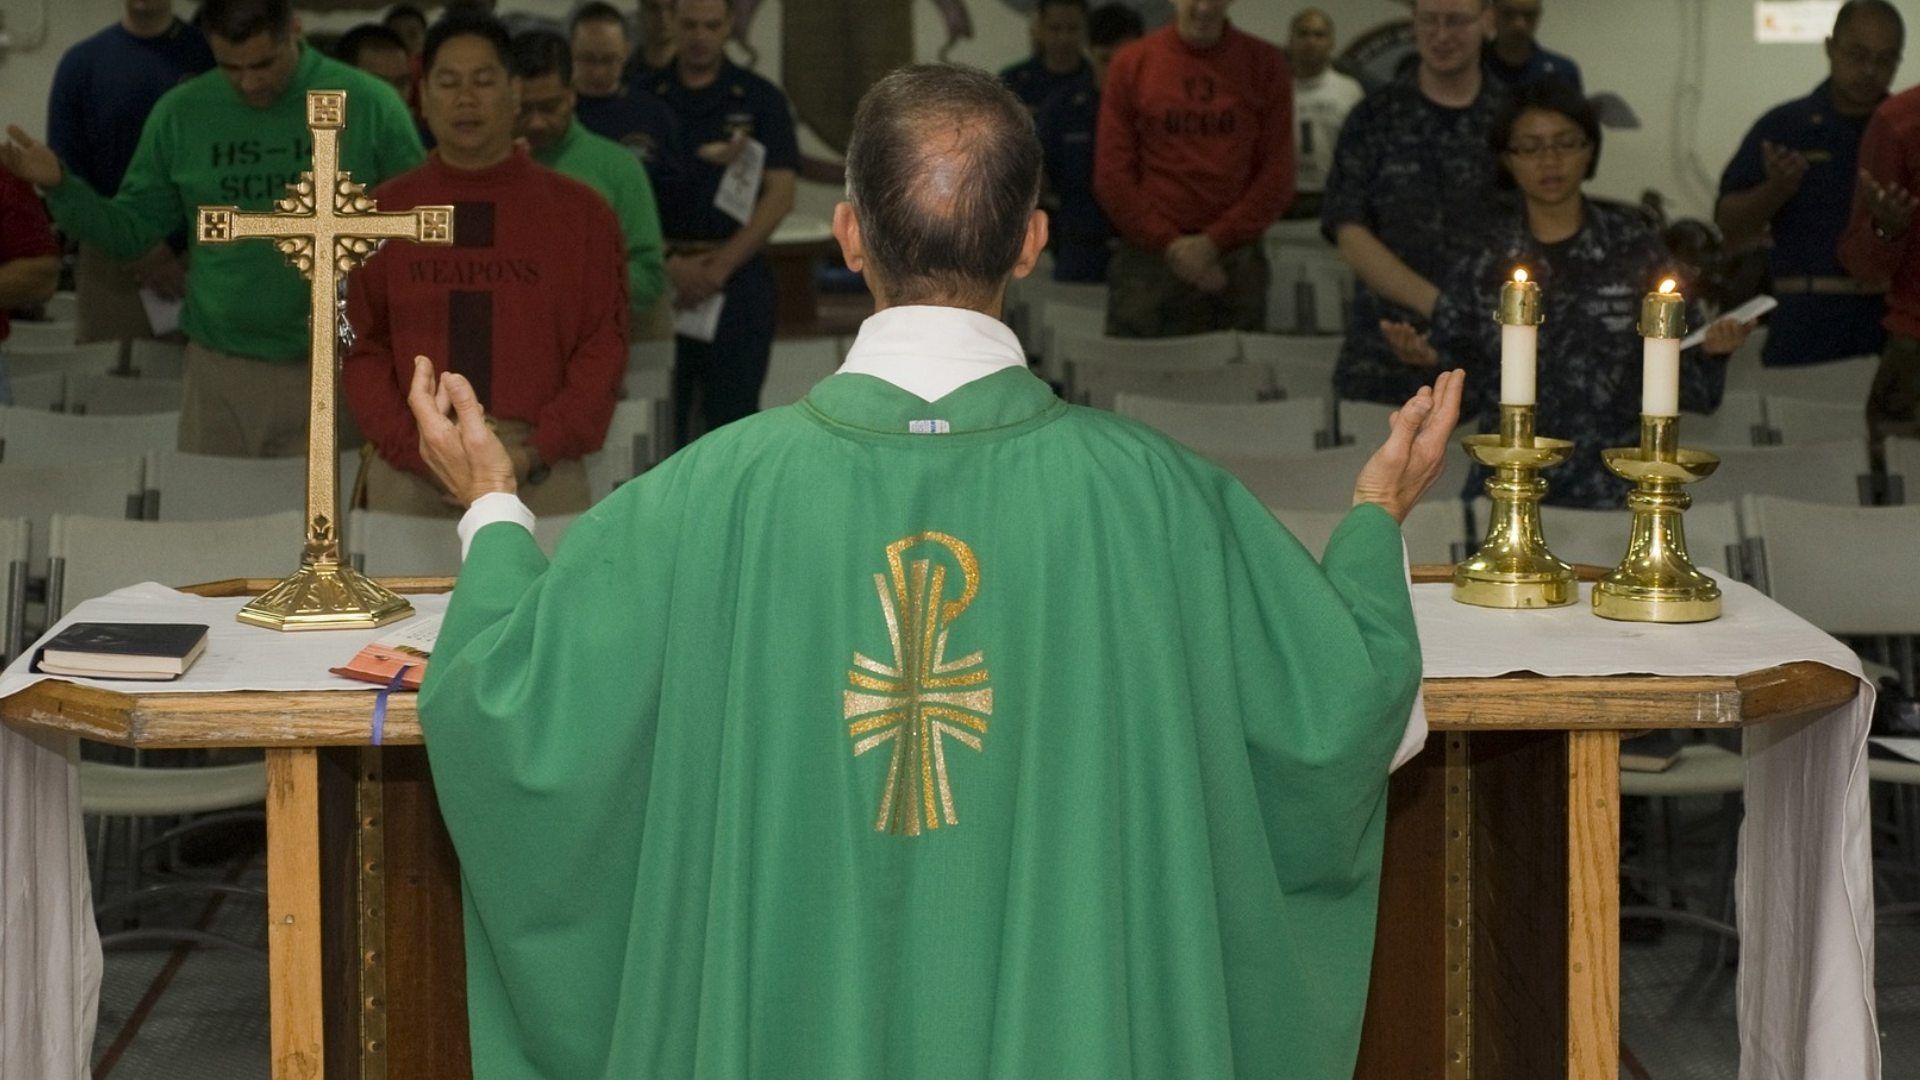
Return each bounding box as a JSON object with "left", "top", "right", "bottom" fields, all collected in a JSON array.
[
  {"left": 1289, "top": 8, "right": 1335, "bottom": 78},
  {"left": 842, "top": 64, "right": 1042, "bottom": 308}
]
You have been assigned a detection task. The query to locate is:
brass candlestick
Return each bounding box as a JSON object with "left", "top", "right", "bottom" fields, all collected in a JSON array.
[
  {"left": 1452, "top": 404, "right": 1578, "bottom": 609},
  {"left": 1592, "top": 415, "right": 1722, "bottom": 622},
  {"left": 195, "top": 91, "right": 453, "bottom": 631}
]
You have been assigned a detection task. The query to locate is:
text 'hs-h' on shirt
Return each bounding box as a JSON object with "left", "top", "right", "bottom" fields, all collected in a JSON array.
[
  {"left": 40, "top": 44, "right": 424, "bottom": 362},
  {"left": 1093, "top": 22, "right": 1295, "bottom": 254},
  {"left": 342, "top": 149, "right": 629, "bottom": 476}
]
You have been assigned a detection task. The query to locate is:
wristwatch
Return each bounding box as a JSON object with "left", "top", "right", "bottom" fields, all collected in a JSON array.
[
  {"left": 1872, "top": 217, "right": 1904, "bottom": 242},
  {"left": 524, "top": 446, "right": 551, "bottom": 487}
]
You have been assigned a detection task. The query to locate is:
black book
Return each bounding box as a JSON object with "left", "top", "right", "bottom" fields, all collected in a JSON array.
[{"left": 34, "top": 622, "right": 210, "bottom": 680}]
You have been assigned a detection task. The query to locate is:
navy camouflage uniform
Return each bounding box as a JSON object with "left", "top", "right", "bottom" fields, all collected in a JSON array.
[
  {"left": 1429, "top": 199, "right": 1727, "bottom": 509},
  {"left": 576, "top": 85, "right": 688, "bottom": 210},
  {"left": 1036, "top": 84, "right": 1114, "bottom": 283},
  {"left": 650, "top": 61, "right": 799, "bottom": 444},
  {"left": 1718, "top": 81, "right": 1887, "bottom": 367},
  {"left": 1322, "top": 72, "right": 1508, "bottom": 405},
  {"left": 999, "top": 56, "right": 1093, "bottom": 113}
]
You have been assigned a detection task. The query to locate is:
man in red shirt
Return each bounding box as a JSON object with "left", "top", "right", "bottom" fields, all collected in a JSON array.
[
  {"left": 345, "top": 12, "right": 627, "bottom": 516},
  {"left": 1092, "top": 0, "right": 1291, "bottom": 337},
  {"left": 0, "top": 170, "right": 60, "bottom": 405},
  {"left": 1840, "top": 81, "right": 1920, "bottom": 459}
]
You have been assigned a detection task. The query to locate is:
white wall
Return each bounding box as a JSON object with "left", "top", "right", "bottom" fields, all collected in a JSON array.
[{"left": 0, "top": 0, "right": 1908, "bottom": 222}]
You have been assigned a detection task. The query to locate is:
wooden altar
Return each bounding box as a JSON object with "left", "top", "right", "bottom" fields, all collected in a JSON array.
[{"left": 0, "top": 574, "right": 1862, "bottom": 1080}]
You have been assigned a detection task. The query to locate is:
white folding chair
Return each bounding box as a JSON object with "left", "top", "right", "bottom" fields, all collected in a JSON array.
[
  {"left": 127, "top": 339, "right": 185, "bottom": 379},
  {"left": 46, "top": 509, "right": 304, "bottom": 616},
  {"left": 5, "top": 320, "right": 77, "bottom": 351},
  {"left": 759, "top": 337, "right": 843, "bottom": 410},
  {"left": 1887, "top": 436, "right": 1919, "bottom": 504},
  {"left": 584, "top": 397, "right": 660, "bottom": 502},
  {"left": 1266, "top": 500, "right": 1465, "bottom": 563},
  {"left": 1478, "top": 499, "right": 1742, "bottom": 576},
  {"left": 0, "top": 456, "right": 146, "bottom": 580},
  {"left": 534, "top": 513, "right": 579, "bottom": 556},
  {"left": 0, "top": 516, "right": 28, "bottom": 661},
  {"left": 1114, "top": 394, "right": 1326, "bottom": 459},
  {"left": 1684, "top": 388, "right": 1768, "bottom": 449},
  {"left": 67, "top": 373, "right": 184, "bottom": 416},
  {"left": 1073, "top": 362, "right": 1275, "bottom": 410},
  {"left": 0, "top": 406, "right": 179, "bottom": 466},
  {"left": 44, "top": 292, "right": 77, "bottom": 322},
  {"left": 1741, "top": 495, "right": 1920, "bottom": 637},
  {"left": 1237, "top": 333, "right": 1342, "bottom": 369},
  {"left": 1763, "top": 394, "right": 1869, "bottom": 446},
  {"left": 1058, "top": 330, "right": 1242, "bottom": 403},
  {"left": 624, "top": 338, "right": 674, "bottom": 402},
  {"left": 1266, "top": 246, "right": 1351, "bottom": 335},
  {"left": 0, "top": 341, "right": 122, "bottom": 381},
  {"left": 1333, "top": 399, "right": 1397, "bottom": 446},
  {"left": 1752, "top": 355, "right": 1879, "bottom": 405},
  {"left": 1037, "top": 301, "right": 1108, "bottom": 383},
  {"left": 7, "top": 370, "right": 66, "bottom": 411},
  {"left": 347, "top": 509, "right": 461, "bottom": 578},
  {"left": 143, "top": 451, "right": 308, "bottom": 521},
  {"left": 1709, "top": 440, "right": 1875, "bottom": 506},
  {"left": 1215, "top": 444, "right": 1374, "bottom": 512}
]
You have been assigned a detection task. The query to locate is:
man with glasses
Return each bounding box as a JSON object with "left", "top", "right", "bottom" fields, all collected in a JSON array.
[
  {"left": 1324, "top": 0, "right": 1505, "bottom": 405},
  {"left": 1722, "top": 0, "right": 1903, "bottom": 369}
]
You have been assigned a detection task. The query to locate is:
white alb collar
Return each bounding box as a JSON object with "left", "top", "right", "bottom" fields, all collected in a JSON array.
[{"left": 835, "top": 305, "right": 1029, "bottom": 402}]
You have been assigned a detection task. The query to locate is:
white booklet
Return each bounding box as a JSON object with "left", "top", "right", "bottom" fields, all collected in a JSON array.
[
  {"left": 138, "top": 287, "right": 183, "bottom": 336},
  {"left": 713, "top": 138, "right": 766, "bottom": 225},
  {"left": 1681, "top": 294, "right": 1776, "bottom": 349},
  {"left": 673, "top": 292, "right": 726, "bottom": 343}
]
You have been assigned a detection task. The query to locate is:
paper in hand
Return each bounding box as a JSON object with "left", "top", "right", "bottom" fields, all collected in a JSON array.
[
  {"left": 674, "top": 292, "right": 726, "bottom": 343},
  {"left": 1681, "top": 294, "right": 1776, "bottom": 349},
  {"left": 713, "top": 138, "right": 767, "bottom": 226},
  {"left": 139, "top": 288, "right": 183, "bottom": 336}
]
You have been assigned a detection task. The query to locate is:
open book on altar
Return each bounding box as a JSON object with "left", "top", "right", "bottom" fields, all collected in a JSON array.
[{"left": 330, "top": 614, "right": 442, "bottom": 690}]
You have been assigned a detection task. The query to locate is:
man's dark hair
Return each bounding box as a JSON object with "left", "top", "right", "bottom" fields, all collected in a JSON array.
[
  {"left": 424, "top": 12, "right": 515, "bottom": 73},
  {"left": 1089, "top": 3, "right": 1144, "bottom": 46},
  {"left": 511, "top": 29, "right": 572, "bottom": 83},
  {"left": 337, "top": 22, "right": 409, "bottom": 66},
  {"left": 1488, "top": 79, "right": 1602, "bottom": 190},
  {"left": 571, "top": 1, "right": 629, "bottom": 35},
  {"left": 384, "top": 3, "right": 427, "bottom": 30},
  {"left": 1833, "top": 0, "right": 1904, "bottom": 39},
  {"left": 197, "top": 0, "right": 293, "bottom": 43},
  {"left": 845, "top": 64, "right": 1041, "bottom": 307}
]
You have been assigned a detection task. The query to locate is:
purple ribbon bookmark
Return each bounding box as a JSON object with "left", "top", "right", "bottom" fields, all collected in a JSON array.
[{"left": 371, "top": 664, "right": 414, "bottom": 746}]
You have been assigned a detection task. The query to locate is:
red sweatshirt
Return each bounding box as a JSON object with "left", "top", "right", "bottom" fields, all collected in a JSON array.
[
  {"left": 345, "top": 149, "right": 628, "bottom": 475},
  {"left": 1839, "top": 85, "right": 1920, "bottom": 340},
  {"left": 0, "top": 170, "right": 59, "bottom": 344},
  {"left": 1093, "top": 22, "right": 1294, "bottom": 254}
]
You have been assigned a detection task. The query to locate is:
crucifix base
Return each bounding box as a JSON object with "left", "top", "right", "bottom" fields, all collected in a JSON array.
[{"left": 238, "top": 560, "right": 414, "bottom": 631}]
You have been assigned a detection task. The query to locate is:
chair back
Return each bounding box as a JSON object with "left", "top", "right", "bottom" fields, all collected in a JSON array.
[
  {"left": 67, "top": 373, "right": 184, "bottom": 416},
  {"left": 348, "top": 509, "right": 461, "bottom": 578},
  {"left": 0, "top": 456, "right": 145, "bottom": 575},
  {"left": 1708, "top": 440, "right": 1874, "bottom": 506},
  {"left": 1268, "top": 500, "right": 1466, "bottom": 563},
  {"left": 1037, "top": 301, "right": 1107, "bottom": 382},
  {"left": 0, "top": 516, "right": 28, "bottom": 661},
  {"left": 143, "top": 451, "right": 308, "bottom": 521},
  {"left": 1762, "top": 394, "right": 1869, "bottom": 446},
  {"left": 46, "top": 509, "right": 304, "bottom": 616},
  {"left": 5, "top": 320, "right": 77, "bottom": 351},
  {"left": 584, "top": 397, "right": 661, "bottom": 501},
  {"left": 1684, "top": 388, "right": 1768, "bottom": 449},
  {"left": 1887, "top": 436, "right": 1919, "bottom": 504},
  {"left": 759, "top": 337, "right": 844, "bottom": 410},
  {"left": 1752, "top": 356, "right": 1878, "bottom": 405},
  {"left": 0, "top": 406, "right": 179, "bottom": 466},
  {"left": 1114, "top": 394, "right": 1326, "bottom": 459},
  {"left": 1073, "top": 362, "right": 1275, "bottom": 409},
  {"left": 1741, "top": 494, "right": 1920, "bottom": 635},
  {"left": 623, "top": 338, "right": 674, "bottom": 402},
  {"left": 1, "top": 341, "right": 121, "bottom": 381},
  {"left": 1217, "top": 444, "right": 1374, "bottom": 512},
  {"left": 127, "top": 339, "right": 184, "bottom": 379},
  {"left": 7, "top": 370, "right": 66, "bottom": 411}
]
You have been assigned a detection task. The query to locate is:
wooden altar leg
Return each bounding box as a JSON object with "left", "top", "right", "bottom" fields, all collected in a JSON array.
[
  {"left": 1565, "top": 730, "right": 1620, "bottom": 1079},
  {"left": 267, "top": 747, "right": 325, "bottom": 1079}
]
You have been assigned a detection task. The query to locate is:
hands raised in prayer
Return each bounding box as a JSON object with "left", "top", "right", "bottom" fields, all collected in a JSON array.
[
  {"left": 1351, "top": 369, "right": 1466, "bottom": 524},
  {"left": 1860, "top": 168, "right": 1917, "bottom": 241},
  {"left": 0, "top": 125, "right": 63, "bottom": 189},
  {"left": 1760, "top": 140, "right": 1810, "bottom": 196},
  {"left": 406, "top": 355, "right": 518, "bottom": 506},
  {"left": 1380, "top": 319, "right": 1440, "bottom": 368}
]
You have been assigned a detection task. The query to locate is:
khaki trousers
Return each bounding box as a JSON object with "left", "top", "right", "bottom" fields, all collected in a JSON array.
[
  {"left": 178, "top": 343, "right": 312, "bottom": 457},
  {"left": 1104, "top": 242, "right": 1269, "bottom": 338},
  {"left": 361, "top": 420, "right": 590, "bottom": 518},
  {"left": 74, "top": 243, "right": 160, "bottom": 344}
]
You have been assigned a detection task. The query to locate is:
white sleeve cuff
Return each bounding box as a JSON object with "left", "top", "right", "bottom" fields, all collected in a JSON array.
[{"left": 457, "top": 492, "right": 535, "bottom": 560}]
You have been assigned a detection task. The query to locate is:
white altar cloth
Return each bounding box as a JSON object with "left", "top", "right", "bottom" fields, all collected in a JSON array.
[{"left": 1, "top": 578, "right": 1875, "bottom": 1079}]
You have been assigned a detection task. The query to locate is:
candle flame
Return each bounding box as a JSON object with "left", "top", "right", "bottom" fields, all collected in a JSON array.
[
  {"left": 1514, "top": 267, "right": 1528, "bottom": 284},
  {"left": 1658, "top": 279, "right": 1677, "bottom": 295}
]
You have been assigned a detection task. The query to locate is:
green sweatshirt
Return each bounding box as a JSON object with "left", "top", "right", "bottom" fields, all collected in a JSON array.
[
  {"left": 43, "top": 45, "right": 424, "bottom": 361},
  {"left": 534, "top": 118, "right": 667, "bottom": 314}
]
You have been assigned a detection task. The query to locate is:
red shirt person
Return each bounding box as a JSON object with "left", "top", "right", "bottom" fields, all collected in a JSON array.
[
  {"left": 345, "top": 12, "right": 627, "bottom": 516},
  {"left": 0, "top": 169, "right": 60, "bottom": 354},
  {"left": 1093, "top": 0, "right": 1292, "bottom": 337},
  {"left": 1839, "top": 81, "right": 1920, "bottom": 455}
]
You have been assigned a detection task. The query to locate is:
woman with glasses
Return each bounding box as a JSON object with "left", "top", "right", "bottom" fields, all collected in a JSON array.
[{"left": 1382, "top": 80, "right": 1755, "bottom": 507}]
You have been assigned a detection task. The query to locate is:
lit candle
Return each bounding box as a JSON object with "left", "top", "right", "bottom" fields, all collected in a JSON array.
[
  {"left": 1496, "top": 267, "right": 1542, "bottom": 407},
  {"left": 1639, "top": 279, "right": 1686, "bottom": 417}
]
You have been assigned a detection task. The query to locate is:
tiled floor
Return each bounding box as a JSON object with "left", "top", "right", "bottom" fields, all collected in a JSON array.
[{"left": 87, "top": 850, "right": 1920, "bottom": 1078}]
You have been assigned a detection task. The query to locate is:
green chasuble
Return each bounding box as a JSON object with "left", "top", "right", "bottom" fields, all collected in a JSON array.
[{"left": 422, "top": 366, "right": 1423, "bottom": 1080}]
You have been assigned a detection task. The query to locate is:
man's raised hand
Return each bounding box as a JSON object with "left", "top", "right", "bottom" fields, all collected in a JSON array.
[
  {"left": 1861, "top": 168, "right": 1918, "bottom": 240},
  {"left": 406, "top": 355, "right": 518, "bottom": 506},
  {"left": 1350, "top": 368, "right": 1466, "bottom": 523},
  {"left": 0, "top": 126, "right": 63, "bottom": 189}
]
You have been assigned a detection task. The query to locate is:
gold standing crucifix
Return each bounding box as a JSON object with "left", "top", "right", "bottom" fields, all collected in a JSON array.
[{"left": 197, "top": 90, "right": 453, "bottom": 631}]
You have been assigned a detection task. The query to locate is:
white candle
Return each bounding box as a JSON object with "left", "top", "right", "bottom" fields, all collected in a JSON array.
[
  {"left": 1496, "top": 268, "right": 1541, "bottom": 407},
  {"left": 1639, "top": 279, "right": 1685, "bottom": 417}
]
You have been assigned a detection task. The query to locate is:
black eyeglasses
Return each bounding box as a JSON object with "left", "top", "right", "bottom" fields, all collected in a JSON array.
[{"left": 1506, "top": 136, "right": 1592, "bottom": 159}]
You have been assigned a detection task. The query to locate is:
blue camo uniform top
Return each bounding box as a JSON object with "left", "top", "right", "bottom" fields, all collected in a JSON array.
[
  {"left": 1323, "top": 72, "right": 1509, "bottom": 406},
  {"left": 645, "top": 61, "right": 800, "bottom": 244},
  {"left": 1427, "top": 199, "right": 1727, "bottom": 509},
  {"left": 1718, "top": 81, "right": 1887, "bottom": 367},
  {"left": 1037, "top": 84, "right": 1114, "bottom": 283},
  {"left": 999, "top": 55, "right": 1093, "bottom": 113},
  {"left": 1483, "top": 44, "right": 1583, "bottom": 94}
]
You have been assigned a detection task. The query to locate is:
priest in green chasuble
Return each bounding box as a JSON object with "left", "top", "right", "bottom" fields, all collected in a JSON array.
[{"left": 411, "top": 64, "right": 1465, "bottom": 1080}]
